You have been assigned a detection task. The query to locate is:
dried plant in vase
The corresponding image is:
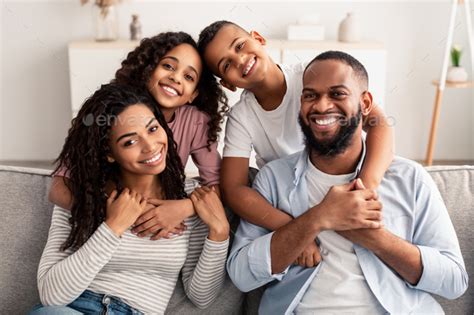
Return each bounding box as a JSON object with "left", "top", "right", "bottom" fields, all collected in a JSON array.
[
  {"left": 447, "top": 45, "right": 468, "bottom": 82},
  {"left": 80, "top": 0, "right": 122, "bottom": 41}
]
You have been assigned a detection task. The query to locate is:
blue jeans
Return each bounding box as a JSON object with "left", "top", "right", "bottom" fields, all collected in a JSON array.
[{"left": 29, "top": 290, "right": 143, "bottom": 315}]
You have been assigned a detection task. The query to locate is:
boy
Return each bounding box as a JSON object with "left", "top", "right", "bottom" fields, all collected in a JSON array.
[{"left": 197, "top": 21, "right": 393, "bottom": 266}]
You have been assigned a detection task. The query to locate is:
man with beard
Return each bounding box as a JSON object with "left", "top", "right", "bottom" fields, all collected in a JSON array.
[{"left": 226, "top": 51, "right": 468, "bottom": 314}]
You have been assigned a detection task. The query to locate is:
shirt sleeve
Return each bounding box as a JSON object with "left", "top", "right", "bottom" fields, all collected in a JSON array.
[
  {"left": 188, "top": 113, "right": 221, "bottom": 187},
  {"left": 222, "top": 106, "right": 253, "bottom": 159},
  {"left": 37, "top": 206, "right": 121, "bottom": 305},
  {"left": 181, "top": 217, "right": 229, "bottom": 309},
  {"left": 226, "top": 167, "right": 289, "bottom": 292},
  {"left": 52, "top": 166, "right": 70, "bottom": 178},
  {"left": 407, "top": 167, "right": 468, "bottom": 299}
]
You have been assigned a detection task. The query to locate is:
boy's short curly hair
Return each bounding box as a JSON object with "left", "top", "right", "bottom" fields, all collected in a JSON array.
[{"left": 197, "top": 20, "right": 246, "bottom": 56}]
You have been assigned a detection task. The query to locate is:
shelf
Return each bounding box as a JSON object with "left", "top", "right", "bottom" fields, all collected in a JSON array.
[
  {"left": 68, "top": 39, "right": 384, "bottom": 51},
  {"left": 431, "top": 80, "right": 474, "bottom": 89}
]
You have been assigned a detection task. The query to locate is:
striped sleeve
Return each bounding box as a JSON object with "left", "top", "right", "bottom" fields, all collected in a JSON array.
[
  {"left": 37, "top": 206, "right": 121, "bottom": 305},
  {"left": 181, "top": 218, "right": 229, "bottom": 309}
]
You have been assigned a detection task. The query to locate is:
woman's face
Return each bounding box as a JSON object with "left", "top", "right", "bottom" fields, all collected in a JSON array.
[
  {"left": 147, "top": 43, "right": 202, "bottom": 110},
  {"left": 107, "top": 104, "right": 168, "bottom": 176}
]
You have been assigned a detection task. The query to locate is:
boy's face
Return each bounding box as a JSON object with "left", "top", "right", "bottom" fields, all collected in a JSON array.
[{"left": 203, "top": 25, "right": 270, "bottom": 91}]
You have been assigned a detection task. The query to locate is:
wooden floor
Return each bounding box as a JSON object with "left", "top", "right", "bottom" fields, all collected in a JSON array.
[{"left": 1, "top": 159, "right": 473, "bottom": 170}]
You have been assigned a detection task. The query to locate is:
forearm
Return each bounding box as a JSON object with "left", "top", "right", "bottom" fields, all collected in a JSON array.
[
  {"left": 271, "top": 207, "right": 322, "bottom": 273},
  {"left": 183, "top": 221, "right": 229, "bottom": 308},
  {"left": 226, "top": 185, "right": 292, "bottom": 231},
  {"left": 181, "top": 198, "right": 195, "bottom": 217},
  {"left": 38, "top": 209, "right": 120, "bottom": 304},
  {"left": 360, "top": 106, "right": 394, "bottom": 189},
  {"left": 361, "top": 229, "right": 422, "bottom": 285}
]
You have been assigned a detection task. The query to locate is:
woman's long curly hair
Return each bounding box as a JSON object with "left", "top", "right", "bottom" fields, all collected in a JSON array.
[
  {"left": 54, "top": 83, "right": 186, "bottom": 251},
  {"left": 114, "top": 32, "right": 229, "bottom": 149}
]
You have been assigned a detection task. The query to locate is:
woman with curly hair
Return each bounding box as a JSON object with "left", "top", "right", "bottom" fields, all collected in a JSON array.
[
  {"left": 30, "top": 83, "right": 229, "bottom": 315},
  {"left": 49, "top": 32, "right": 229, "bottom": 240}
]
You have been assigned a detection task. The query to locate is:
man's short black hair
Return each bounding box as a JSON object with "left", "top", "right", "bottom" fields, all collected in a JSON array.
[
  {"left": 197, "top": 20, "right": 246, "bottom": 56},
  {"left": 304, "top": 51, "right": 369, "bottom": 90}
]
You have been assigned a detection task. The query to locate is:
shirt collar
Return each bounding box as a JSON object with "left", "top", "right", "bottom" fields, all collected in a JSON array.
[{"left": 293, "top": 139, "right": 367, "bottom": 186}]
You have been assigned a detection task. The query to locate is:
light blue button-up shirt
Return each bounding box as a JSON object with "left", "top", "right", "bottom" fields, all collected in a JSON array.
[{"left": 227, "top": 145, "right": 468, "bottom": 314}]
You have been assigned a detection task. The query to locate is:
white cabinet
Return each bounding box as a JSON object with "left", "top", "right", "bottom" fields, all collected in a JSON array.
[
  {"left": 268, "top": 40, "right": 386, "bottom": 107},
  {"left": 68, "top": 40, "right": 139, "bottom": 117}
]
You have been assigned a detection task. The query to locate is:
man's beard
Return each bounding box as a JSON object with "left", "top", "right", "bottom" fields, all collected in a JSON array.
[{"left": 298, "top": 105, "right": 362, "bottom": 157}]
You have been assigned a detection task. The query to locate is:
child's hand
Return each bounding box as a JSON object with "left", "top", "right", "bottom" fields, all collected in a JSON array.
[
  {"left": 294, "top": 240, "right": 321, "bottom": 268},
  {"left": 190, "top": 186, "right": 229, "bottom": 242},
  {"left": 132, "top": 199, "right": 191, "bottom": 240},
  {"left": 105, "top": 188, "right": 147, "bottom": 237}
]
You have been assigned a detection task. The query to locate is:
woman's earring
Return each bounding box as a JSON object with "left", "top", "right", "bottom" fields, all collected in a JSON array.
[{"left": 107, "top": 156, "right": 115, "bottom": 163}]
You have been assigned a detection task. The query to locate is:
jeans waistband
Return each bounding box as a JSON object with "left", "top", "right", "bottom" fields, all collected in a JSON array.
[{"left": 78, "top": 290, "right": 143, "bottom": 315}]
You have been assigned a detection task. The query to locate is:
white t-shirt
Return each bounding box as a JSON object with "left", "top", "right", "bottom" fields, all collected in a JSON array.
[
  {"left": 295, "top": 158, "right": 386, "bottom": 314},
  {"left": 222, "top": 63, "right": 306, "bottom": 168}
]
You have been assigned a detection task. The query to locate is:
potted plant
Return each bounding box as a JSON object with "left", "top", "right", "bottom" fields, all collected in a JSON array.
[
  {"left": 81, "top": 0, "right": 121, "bottom": 42},
  {"left": 447, "top": 45, "right": 468, "bottom": 82}
]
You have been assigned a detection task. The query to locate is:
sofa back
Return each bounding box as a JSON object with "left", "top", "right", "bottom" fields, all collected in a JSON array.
[{"left": 0, "top": 165, "right": 472, "bottom": 314}]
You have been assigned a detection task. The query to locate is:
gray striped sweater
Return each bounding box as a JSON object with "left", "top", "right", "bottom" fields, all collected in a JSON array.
[{"left": 37, "top": 202, "right": 229, "bottom": 314}]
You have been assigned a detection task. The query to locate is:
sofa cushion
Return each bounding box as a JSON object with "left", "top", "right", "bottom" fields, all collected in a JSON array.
[
  {"left": 427, "top": 165, "right": 473, "bottom": 314},
  {"left": 0, "top": 166, "right": 53, "bottom": 315}
]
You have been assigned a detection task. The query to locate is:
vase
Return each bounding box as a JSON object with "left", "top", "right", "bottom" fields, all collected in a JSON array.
[
  {"left": 93, "top": 4, "right": 119, "bottom": 42},
  {"left": 446, "top": 66, "right": 468, "bottom": 82},
  {"left": 338, "top": 12, "right": 360, "bottom": 43}
]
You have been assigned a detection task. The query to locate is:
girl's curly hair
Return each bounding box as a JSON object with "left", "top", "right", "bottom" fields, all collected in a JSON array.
[
  {"left": 114, "top": 32, "right": 228, "bottom": 150},
  {"left": 54, "top": 83, "right": 186, "bottom": 251}
]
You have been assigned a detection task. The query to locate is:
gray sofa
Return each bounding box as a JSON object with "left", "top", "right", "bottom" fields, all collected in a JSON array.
[{"left": 0, "top": 164, "right": 472, "bottom": 314}]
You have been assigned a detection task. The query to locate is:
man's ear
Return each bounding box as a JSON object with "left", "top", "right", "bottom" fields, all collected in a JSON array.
[
  {"left": 249, "top": 30, "right": 266, "bottom": 46},
  {"left": 220, "top": 79, "right": 237, "bottom": 92},
  {"left": 360, "top": 91, "right": 374, "bottom": 115}
]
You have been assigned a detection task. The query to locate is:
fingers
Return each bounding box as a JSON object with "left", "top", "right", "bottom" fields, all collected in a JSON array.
[
  {"left": 134, "top": 209, "right": 157, "bottom": 226},
  {"left": 313, "top": 249, "right": 321, "bottom": 265},
  {"left": 355, "top": 178, "right": 366, "bottom": 190},
  {"left": 193, "top": 187, "right": 204, "bottom": 198},
  {"left": 140, "top": 197, "right": 147, "bottom": 210},
  {"left": 366, "top": 209, "right": 383, "bottom": 221},
  {"left": 366, "top": 200, "right": 383, "bottom": 211},
  {"left": 190, "top": 193, "right": 199, "bottom": 203},
  {"left": 339, "top": 180, "right": 358, "bottom": 192},
  {"left": 147, "top": 198, "right": 164, "bottom": 206},
  {"left": 107, "top": 190, "right": 118, "bottom": 206},
  {"left": 355, "top": 188, "right": 378, "bottom": 201},
  {"left": 362, "top": 219, "right": 384, "bottom": 229},
  {"left": 132, "top": 218, "right": 158, "bottom": 234}
]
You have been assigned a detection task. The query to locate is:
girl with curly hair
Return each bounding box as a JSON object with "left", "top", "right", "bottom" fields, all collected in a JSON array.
[
  {"left": 49, "top": 32, "right": 229, "bottom": 240},
  {"left": 30, "top": 83, "right": 229, "bottom": 315}
]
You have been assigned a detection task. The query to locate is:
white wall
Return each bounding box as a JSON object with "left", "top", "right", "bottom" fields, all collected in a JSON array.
[{"left": 1, "top": 0, "right": 473, "bottom": 161}]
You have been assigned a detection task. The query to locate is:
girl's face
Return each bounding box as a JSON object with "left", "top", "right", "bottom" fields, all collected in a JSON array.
[
  {"left": 107, "top": 104, "right": 168, "bottom": 176},
  {"left": 147, "top": 43, "right": 202, "bottom": 110}
]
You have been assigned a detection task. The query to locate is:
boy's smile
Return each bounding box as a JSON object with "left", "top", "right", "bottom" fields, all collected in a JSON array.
[{"left": 203, "top": 24, "right": 270, "bottom": 90}]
